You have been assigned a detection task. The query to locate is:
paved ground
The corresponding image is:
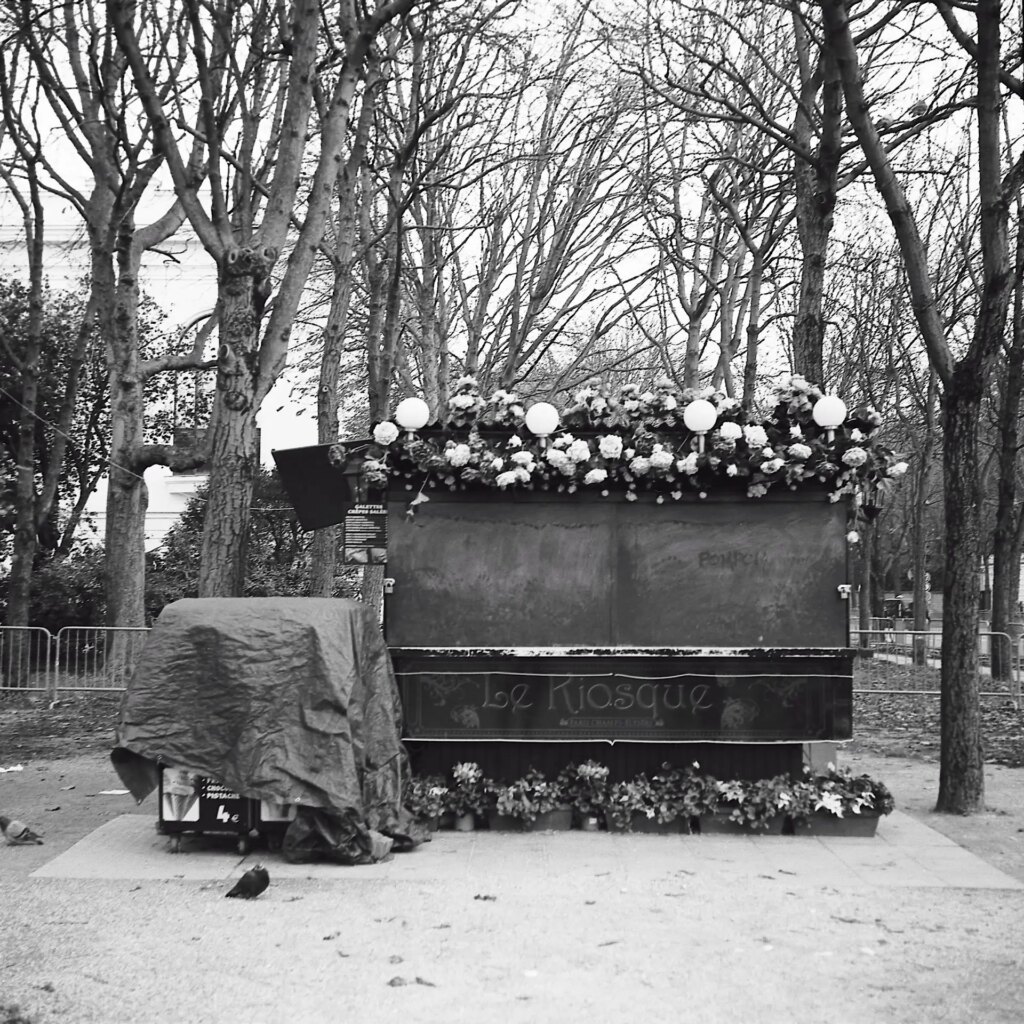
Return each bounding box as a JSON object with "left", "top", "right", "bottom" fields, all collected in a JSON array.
[{"left": 2, "top": 750, "right": 1024, "bottom": 1024}]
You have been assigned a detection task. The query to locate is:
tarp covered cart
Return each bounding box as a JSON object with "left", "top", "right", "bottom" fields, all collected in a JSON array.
[{"left": 111, "top": 597, "right": 420, "bottom": 863}]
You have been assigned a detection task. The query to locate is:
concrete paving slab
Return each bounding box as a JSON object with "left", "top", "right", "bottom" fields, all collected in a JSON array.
[{"left": 31, "top": 810, "right": 1023, "bottom": 891}]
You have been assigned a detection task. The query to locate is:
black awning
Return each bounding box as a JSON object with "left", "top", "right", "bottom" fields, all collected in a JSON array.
[{"left": 271, "top": 440, "right": 369, "bottom": 530}]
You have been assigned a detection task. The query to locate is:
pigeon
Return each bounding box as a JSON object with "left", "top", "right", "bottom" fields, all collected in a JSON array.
[
  {"left": 0, "top": 816, "right": 44, "bottom": 845},
  {"left": 225, "top": 864, "right": 269, "bottom": 899}
]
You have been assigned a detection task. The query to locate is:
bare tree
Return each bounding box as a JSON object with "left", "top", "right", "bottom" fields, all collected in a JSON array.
[
  {"left": 111, "top": 0, "right": 419, "bottom": 596},
  {"left": 819, "top": 0, "right": 1024, "bottom": 813}
]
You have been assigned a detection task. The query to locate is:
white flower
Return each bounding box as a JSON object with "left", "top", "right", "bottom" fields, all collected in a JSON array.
[
  {"left": 718, "top": 421, "right": 743, "bottom": 442},
  {"left": 511, "top": 450, "right": 534, "bottom": 467},
  {"left": 650, "top": 449, "right": 673, "bottom": 471},
  {"left": 453, "top": 375, "right": 478, "bottom": 390},
  {"left": 629, "top": 456, "right": 651, "bottom": 476},
  {"left": 372, "top": 421, "right": 400, "bottom": 445},
  {"left": 545, "top": 448, "right": 570, "bottom": 469},
  {"left": 507, "top": 434, "right": 523, "bottom": 449},
  {"left": 510, "top": 404, "right": 524, "bottom": 418},
  {"left": 789, "top": 425, "right": 803, "bottom": 438},
  {"left": 452, "top": 761, "right": 482, "bottom": 783},
  {"left": 761, "top": 458, "right": 784, "bottom": 473},
  {"left": 641, "top": 391, "right": 655, "bottom": 403},
  {"left": 662, "top": 395, "right": 678, "bottom": 410},
  {"left": 815, "top": 792, "right": 845, "bottom": 817},
  {"left": 842, "top": 446, "right": 868, "bottom": 467},
  {"left": 850, "top": 428, "right": 864, "bottom": 441},
  {"left": 450, "top": 393, "right": 478, "bottom": 411},
  {"left": 677, "top": 453, "right": 699, "bottom": 475},
  {"left": 624, "top": 448, "right": 635, "bottom": 460},
  {"left": 718, "top": 397, "right": 741, "bottom": 413},
  {"left": 445, "top": 443, "right": 473, "bottom": 467},
  {"left": 514, "top": 466, "right": 531, "bottom": 483},
  {"left": 790, "top": 374, "right": 810, "bottom": 391},
  {"left": 583, "top": 468, "right": 608, "bottom": 485},
  {"left": 846, "top": 530, "right": 860, "bottom": 544},
  {"left": 787, "top": 443, "right": 812, "bottom": 461},
  {"left": 762, "top": 447, "right": 775, "bottom": 458},
  {"left": 490, "top": 457, "right": 504, "bottom": 471},
  {"left": 890, "top": 461, "right": 908, "bottom": 477},
  {"left": 598, "top": 434, "right": 624, "bottom": 459},
  {"left": 553, "top": 432, "right": 574, "bottom": 448},
  {"left": 567, "top": 439, "right": 592, "bottom": 463},
  {"left": 490, "top": 389, "right": 514, "bottom": 404},
  {"left": 725, "top": 463, "right": 738, "bottom": 477},
  {"left": 743, "top": 425, "right": 768, "bottom": 448},
  {"left": 495, "top": 470, "right": 519, "bottom": 488},
  {"left": 592, "top": 397, "right": 608, "bottom": 412}
]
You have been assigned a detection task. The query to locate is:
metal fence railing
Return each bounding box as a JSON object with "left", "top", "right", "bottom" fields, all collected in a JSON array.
[
  {"left": 0, "top": 626, "right": 55, "bottom": 695},
  {"left": 0, "top": 625, "right": 151, "bottom": 698},
  {"left": 54, "top": 626, "right": 151, "bottom": 693},
  {"left": 851, "top": 628, "right": 1022, "bottom": 710},
  {"left": 3, "top": 623, "right": 1022, "bottom": 710}
]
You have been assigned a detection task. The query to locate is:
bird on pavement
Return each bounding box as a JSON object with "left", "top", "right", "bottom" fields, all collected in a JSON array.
[
  {"left": 0, "top": 816, "right": 44, "bottom": 845},
  {"left": 225, "top": 864, "right": 269, "bottom": 899}
]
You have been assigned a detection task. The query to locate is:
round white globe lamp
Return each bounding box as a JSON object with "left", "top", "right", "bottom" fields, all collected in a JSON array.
[
  {"left": 394, "top": 396, "right": 430, "bottom": 436},
  {"left": 682, "top": 398, "right": 717, "bottom": 452},
  {"left": 812, "top": 395, "right": 847, "bottom": 441},
  {"left": 525, "top": 401, "right": 560, "bottom": 445}
]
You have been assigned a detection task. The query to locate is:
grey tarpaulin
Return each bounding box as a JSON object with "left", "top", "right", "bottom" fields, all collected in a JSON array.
[{"left": 111, "top": 597, "right": 423, "bottom": 863}]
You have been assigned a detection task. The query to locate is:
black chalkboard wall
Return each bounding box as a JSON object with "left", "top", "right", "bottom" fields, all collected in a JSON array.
[
  {"left": 384, "top": 489, "right": 847, "bottom": 648},
  {"left": 384, "top": 487, "right": 852, "bottom": 777}
]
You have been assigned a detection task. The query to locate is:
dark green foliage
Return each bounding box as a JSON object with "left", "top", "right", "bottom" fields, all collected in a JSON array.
[
  {"left": 144, "top": 467, "right": 358, "bottom": 621},
  {"left": 0, "top": 543, "right": 106, "bottom": 631}
]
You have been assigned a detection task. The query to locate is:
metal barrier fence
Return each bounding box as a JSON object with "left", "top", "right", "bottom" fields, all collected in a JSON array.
[
  {"left": 0, "top": 626, "right": 55, "bottom": 695},
  {"left": 851, "top": 628, "right": 1022, "bottom": 709},
  {"left": 0, "top": 625, "right": 151, "bottom": 698},
  {"left": 3, "top": 623, "right": 1022, "bottom": 709}
]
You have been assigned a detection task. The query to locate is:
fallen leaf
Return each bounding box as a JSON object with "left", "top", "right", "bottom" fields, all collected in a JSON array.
[
  {"left": 414, "top": 977, "right": 436, "bottom": 987},
  {"left": 473, "top": 894, "right": 496, "bottom": 901},
  {"left": 387, "top": 977, "right": 407, "bottom": 987},
  {"left": 389, "top": 955, "right": 403, "bottom": 964},
  {"left": 45, "top": 805, "right": 60, "bottom": 812}
]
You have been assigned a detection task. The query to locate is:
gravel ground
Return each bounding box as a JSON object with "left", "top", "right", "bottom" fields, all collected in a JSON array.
[{"left": 1, "top": 694, "right": 1023, "bottom": 1023}]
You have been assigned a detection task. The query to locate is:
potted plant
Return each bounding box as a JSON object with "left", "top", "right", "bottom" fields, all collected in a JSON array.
[
  {"left": 446, "top": 762, "right": 489, "bottom": 831},
  {"left": 404, "top": 775, "right": 449, "bottom": 830},
  {"left": 605, "top": 772, "right": 682, "bottom": 833},
  {"left": 788, "top": 764, "right": 894, "bottom": 836},
  {"left": 489, "top": 768, "right": 572, "bottom": 831},
  {"left": 557, "top": 760, "right": 610, "bottom": 830},
  {"left": 697, "top": 774, "right": 791, "bottom": 834},
  {"left": 669, "top": 762, "right": 719, "bottom": 832}
]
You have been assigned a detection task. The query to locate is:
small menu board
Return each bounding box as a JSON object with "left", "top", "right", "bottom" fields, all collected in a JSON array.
[{"left": 342, "top": 504, "right": 388, "bottom": 565}]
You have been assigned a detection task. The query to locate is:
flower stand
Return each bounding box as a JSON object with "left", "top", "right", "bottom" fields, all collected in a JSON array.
[
  {"left": 577, "top": 814, "right": 603, "bottom": 832},
  {"left": 453, "top": 812, "right": 476, "bottom": 832},
  {"left": 790, "top": 812, "right": 880, "bottom": 837}
]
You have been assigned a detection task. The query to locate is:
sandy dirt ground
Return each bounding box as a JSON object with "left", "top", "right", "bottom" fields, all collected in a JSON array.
[{"left": 1, "top": 743, "right": 1023, "bottom": 1024}]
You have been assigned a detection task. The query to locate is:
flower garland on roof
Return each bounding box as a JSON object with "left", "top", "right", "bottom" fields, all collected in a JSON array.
[{"left": 360, "top": 374, "right": 907, "bottom": 504}]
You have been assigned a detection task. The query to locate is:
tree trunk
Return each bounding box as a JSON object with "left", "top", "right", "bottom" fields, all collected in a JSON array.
[
  {"left": 198, "top": 249, "right": 270, "bottom": 597},
  {"left": 936, "top": 382, "right": 986, "bottom": 813},
  {"left": 105, "top": 222, "right": 149, "bottom": 626}
]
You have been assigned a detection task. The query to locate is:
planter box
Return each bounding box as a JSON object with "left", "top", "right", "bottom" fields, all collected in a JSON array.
[
  {"left": 607, "top": 813, "right": 685, "bottom": 834},
  {"left": 696, "top": 811, "right": 786, "bottom": 835},
  {"left": 790, "top": 812, "right": 881, "bottom": 837},
  {"left": 488, "top": 807, "right": 573, "bottom": 832}
]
